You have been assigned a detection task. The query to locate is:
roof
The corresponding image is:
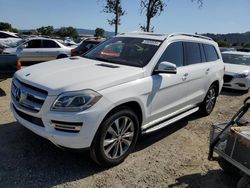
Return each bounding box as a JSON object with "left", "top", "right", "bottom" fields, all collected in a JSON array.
[
  {"left": 0, "top": 30, "right": 19, "bottom": 37},
  {"left": 222, "top": 51, "right": 250, "bottom": 56}
]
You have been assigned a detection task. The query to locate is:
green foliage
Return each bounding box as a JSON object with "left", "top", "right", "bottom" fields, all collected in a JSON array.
[
  {"left": 56, "top": 27, "right": 78, "bottom": 39},
  {"left": 37, "top": 26, "right": 54, "bottom": 36},
  {"left": 217, "top": 40, "right": 230, "bottom": 47},
  {"left": 0, "top": 22, "right": 18, "bottom": 33},
  {"left": 244, "top": 43, "right": 250, "bottom": 48},
  {"left": 95, "top": 28, "right": 105, "bottom": 37}
]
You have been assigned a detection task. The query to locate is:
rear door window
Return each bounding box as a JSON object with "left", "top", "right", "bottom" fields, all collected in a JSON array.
[
  {"left": 158, "top": 42, "right": 184, "bottom": 67},
  {"left": 203, "top": 44, "right": 219, "bottom": 62},
  {"left": 184, "top": 42, "right": 202, "bottom": 65},
  {"left": 42, "top": 40, "right": 60, "bottom": 48}
]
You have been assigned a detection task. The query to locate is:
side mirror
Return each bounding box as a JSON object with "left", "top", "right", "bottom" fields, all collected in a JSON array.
[{"left": 154, "top": 61, "right": 177, "bottom": 74}]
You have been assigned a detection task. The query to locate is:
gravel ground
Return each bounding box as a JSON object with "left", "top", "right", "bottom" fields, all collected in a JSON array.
[{"left": 0, "top": 78, "right": 249, "bottom": 188}]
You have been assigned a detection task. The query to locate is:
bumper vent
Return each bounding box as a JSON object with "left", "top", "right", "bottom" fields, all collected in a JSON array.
[
  {"left": 51, "top": 120, "right": 82, "bottom": 133},
  {"left": 13, "top": 105, "right": 44, "bottom": 127}
]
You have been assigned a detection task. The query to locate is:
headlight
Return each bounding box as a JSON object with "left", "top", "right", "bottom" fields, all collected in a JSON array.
[
  {"left": 235, "top": 71, "right": 249, "bottom": 78},
  {"left": 51, "top": 90, "right": 102, "bottom": 112}
]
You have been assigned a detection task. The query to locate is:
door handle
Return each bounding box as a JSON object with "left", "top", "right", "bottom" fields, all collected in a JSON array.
[
  {"left": 205, "top": 68, "right": 210, "bottom": 74},
  {"left": 182, "top": 73, "right": 188, "bottom": 81}
]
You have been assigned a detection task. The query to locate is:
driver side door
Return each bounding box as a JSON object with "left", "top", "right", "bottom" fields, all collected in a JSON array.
[
  {"left": 19, "top": 39, "right": 42, "bottom": 63},
  {"left": 148, "top": 41, "right": 191, "bottom": 123}
]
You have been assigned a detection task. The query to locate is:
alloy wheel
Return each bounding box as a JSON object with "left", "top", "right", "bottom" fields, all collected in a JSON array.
[
  {"left": 103, "top": 116, "right": 134, "bottom": 159},
  {"left": 206, "top": 88, "right": 216, "bottom": 113}
]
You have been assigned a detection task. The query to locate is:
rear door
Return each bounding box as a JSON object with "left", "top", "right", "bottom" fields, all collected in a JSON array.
[
  {"left": 20, "top": 39, "right": 42, "bottom": 62},
  {"left": 40, "top": 39, "right": 62, "bottom": 61},
  {"left": 183, "top": 42, "right": 209, "bottom": 105}
]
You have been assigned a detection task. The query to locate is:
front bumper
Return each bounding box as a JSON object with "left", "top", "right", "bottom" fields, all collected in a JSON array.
[
  {"left": 11, "top": 94, "right": 113, "bottom": 149},
  {"left": 223, "top": 75, "right": 250, "bottom": 91}
]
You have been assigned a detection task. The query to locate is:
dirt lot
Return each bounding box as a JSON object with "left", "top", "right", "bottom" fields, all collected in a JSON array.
[{"left": 0, "top": 78, "right": 248, "bottom": 188}]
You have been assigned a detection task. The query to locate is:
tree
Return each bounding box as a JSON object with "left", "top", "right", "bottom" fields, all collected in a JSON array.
[
  {"left": 217, "top": 40, "right": 230, "bottom": 47},
  {"left": 139, "top": 0, "right": 203, "bottom": 32},
  {"left": 56, "top": 27, "right": 78, "bottom": 39},
  {"left": 95, "top": 28, "right": 105, "bottom": 37},
  {"left": 139, "top": 0, "right": 166, "bottom": 32},
  {"left": 0, "top": 22, "right": 18, "bottom": 33},
  {"left": 244, "top": 43, "right": 250, "bottom": 48},
  {"left": 102, "top": 0, "right": 125, "bottom": 35},
  {"left": 37, "top": 26, "right": 54, "bottom": 36}
]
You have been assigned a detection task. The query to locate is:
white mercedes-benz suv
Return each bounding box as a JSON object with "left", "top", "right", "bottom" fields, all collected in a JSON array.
[{"left": 11, "top": 32, "right": 224, "bottom": 166}]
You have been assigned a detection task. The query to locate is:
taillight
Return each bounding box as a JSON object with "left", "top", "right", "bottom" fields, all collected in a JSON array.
[
  {"left": 17, "top": 60, "right": 21, "bottom": 70},
  {"left": 71, "top": 49, "right": 77, "bottom": 56}
]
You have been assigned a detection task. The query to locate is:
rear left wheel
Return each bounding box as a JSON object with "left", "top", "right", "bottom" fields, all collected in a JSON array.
[
  {"left": 90, "top": 107, "right": 139, "bottom": 167},
  {"left": 199, "top": 85, "right": 217, "bottom": 116}
]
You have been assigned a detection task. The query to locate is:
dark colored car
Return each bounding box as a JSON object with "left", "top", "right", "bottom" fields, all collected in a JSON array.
[
  {"left": 0, "top": 54, "right": 21, "bottom": 80},
  {"left": 71, "top": 38, "right": 105, "bottom": 56}
]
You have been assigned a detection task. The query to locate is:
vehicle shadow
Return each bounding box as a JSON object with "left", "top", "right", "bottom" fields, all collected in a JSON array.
[
  {"left": 220, "top": 88, "right": 248, "bottom": 96},
  {"left": 135, "top": 116, "right": 189, "bottom": 152},
  {"left": 0, "top": 122, "right": 105, "bottom": 187},
  {"left": 0, "top": 114, "right": 201, "bottom": 187},
  {"left": 168, "top": 170, "right": 238, "bottom": 188},
  {"left": 0, "top": 87, "right": 6, "bottom": 97}
]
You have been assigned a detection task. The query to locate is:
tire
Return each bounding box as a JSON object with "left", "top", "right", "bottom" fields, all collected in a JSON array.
[
  {"left": 237, "top": 175, "right": 250, "bottom": 188},
  {"left": 199, "top": 84, "right": 217, "bottom": 116},
  {"left": 218, "top": 157, "right": 240, "bottom": 175},
  {"left": 90, "top": 107, "right": 139, "bottom": 167},
  {"left": 57, "top": 54, "right": 68, "bottom": 59}
]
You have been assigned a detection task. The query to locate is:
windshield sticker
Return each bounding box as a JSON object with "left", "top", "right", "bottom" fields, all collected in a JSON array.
[{"left": 142, "top": 40, "right": 161, "bottom": 46}]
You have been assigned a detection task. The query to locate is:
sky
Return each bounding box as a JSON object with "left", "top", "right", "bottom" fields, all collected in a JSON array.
[{"left": 0, "top": 0, "right": 249, "bottom": 34}]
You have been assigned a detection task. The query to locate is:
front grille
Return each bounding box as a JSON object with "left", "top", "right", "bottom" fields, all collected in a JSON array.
[
  {"left": 11, "top": 78, "right": 48, "bottom": 112},
  {"left": 13, "top": 105, "right": 44, "bottom": 127},
  {"left": 223, "top": 75, "right": 234, "bottom": 83}
]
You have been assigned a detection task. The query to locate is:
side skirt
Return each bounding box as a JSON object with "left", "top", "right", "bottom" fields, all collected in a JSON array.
[{"left": 141, "top": 107, "right": 199, "bottom": 134}]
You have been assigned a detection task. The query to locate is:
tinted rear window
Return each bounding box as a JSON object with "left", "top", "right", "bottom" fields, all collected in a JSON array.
[
  {"left": 203, "top": 44, "right": 219, "bottom": 62},
  {"left": 184, "top": 42, "right": 202, "bottom": 65},
  {"left": 42, "top": 40, "right": 60, "bottom": 48}
]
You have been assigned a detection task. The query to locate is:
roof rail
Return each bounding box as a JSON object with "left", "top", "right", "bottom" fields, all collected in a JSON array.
[
  {"left": 168, "top": 33, "right": 213, "bottom": 41},
  {"left": 121, "top": 31, "right": 167, "bottom": 37}
]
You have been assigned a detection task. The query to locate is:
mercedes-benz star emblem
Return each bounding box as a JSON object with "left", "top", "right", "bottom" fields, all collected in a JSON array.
[
  {"left": 15, "top": 88, "right": 27, "bottom": 104},
  {"left": 15, "top": 87, "right": 21, "bottom": 102}
]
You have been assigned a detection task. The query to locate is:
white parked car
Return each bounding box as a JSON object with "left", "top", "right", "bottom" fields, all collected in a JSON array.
[
  {"left": 0, "top": 30, "right": 22, "bottom": 47},
  {"left": 11, "top": 32, "right": 224, "bottom": 166},
  {"left": 222, "top": 51, "right": 250, "bottom": 91},
  {"left": 3, "top": 37, "right": 72, "bottom": 64}
]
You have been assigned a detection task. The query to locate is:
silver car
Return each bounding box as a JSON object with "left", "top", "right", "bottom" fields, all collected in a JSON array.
[{"left": 3, "top": 37, "right": 72, "bottom": 63}]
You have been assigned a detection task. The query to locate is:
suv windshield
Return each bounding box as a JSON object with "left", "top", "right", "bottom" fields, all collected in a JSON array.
[
  {"left": 84, "top": 37, "right": 162, "bottom": 67},
  {"left": 222, "top": 53, "right": 250, "bottom": 66}
]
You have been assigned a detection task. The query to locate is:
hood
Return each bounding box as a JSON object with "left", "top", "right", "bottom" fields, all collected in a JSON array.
[
  {"left": 15, "top": 57, "right": 144, "bottom": 95},
  {"left": 224, "top": 63, "right": 250, "bottom": 75}
]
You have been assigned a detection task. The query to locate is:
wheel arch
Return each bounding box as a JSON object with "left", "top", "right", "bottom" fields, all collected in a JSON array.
[
  {"left": 57, "top": 54, "right": 68, "bottom": 59},
  {"left": 211, "top": 80, "right": 220, "bottom": 96}
]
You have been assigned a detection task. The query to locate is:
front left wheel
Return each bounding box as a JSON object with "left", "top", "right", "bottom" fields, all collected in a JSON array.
[{"left": 90, "top": 107, "right": 139, "bottom": 167}]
